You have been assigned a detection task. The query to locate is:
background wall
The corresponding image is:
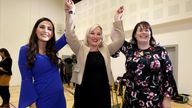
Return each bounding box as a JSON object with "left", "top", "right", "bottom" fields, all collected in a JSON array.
[
  {"left": 73, "top": 0, "right": 192, "bottom": 95},
  {"left": 0, "top": 0, "right": 192, "bottom": 95}
]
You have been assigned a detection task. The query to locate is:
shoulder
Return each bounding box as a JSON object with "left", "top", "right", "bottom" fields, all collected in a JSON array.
[
  {"left": 20, "top": 45, "right": 28, "bottom": 51},
  {"left": 151, "top": 45, "right": 168, "bottom": 55},
  {"left": 154, "top": 45, "right": 166, "bottom": 51},
  {"left": 124, "top": 40, "right": 132, "bottom": 46},
  {"left": 122, "top": 41, "right": 136, "bottom": 49},
  {"left": 19, "top": 44, "right": 29, "bottom": 55},
  {"left": 5, "top": 57, "right": 12, "bottom": 62}
]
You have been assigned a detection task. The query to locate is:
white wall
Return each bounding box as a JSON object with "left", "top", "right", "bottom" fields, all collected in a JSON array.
[
  {"left": 153, "top": 19, "right": 192, "bottom": 95},
  {"left": 72, "top": 0, "right": 192, "bottom": 95},
  {"left": 0, "top": 0, "right": 192, "bottom": 95}
]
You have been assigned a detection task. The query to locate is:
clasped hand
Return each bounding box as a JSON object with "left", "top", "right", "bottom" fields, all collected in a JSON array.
[{"left": 64, "top": 0, "right": 75, "bottom": 12}]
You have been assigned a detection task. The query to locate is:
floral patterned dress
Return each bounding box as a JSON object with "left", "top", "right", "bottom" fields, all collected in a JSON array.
[{"left": 113, "top": 41, "right": 178, "bottom": 108}]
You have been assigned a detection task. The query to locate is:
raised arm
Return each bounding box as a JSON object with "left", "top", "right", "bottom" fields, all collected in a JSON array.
[
  {"left": 64, "top": 0, "right": 81, "bottom": 54},
  {"left": 108, "top": 6, "right": 125, "bottom": 55}
]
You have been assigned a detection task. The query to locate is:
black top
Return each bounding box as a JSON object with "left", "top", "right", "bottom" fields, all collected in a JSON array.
[
  {"left": 82, "top": 51, "right": 109, "bottom": 86},
  {"left": 74, "top": 51, "right": 111, "bottom": 108},
  {"left": 0, "top": 57, "right": 12, "bottom": 75}
]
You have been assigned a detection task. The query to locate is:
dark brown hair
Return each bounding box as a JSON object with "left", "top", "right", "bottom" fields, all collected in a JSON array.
[
  {"left": 27, "top": 17, "right": 58, "bottom": 68},
  {"left": 0, "top": 48, "right": 11, "bottom": 59},
  {"left": 130, "top": 21, "right": 156, "bottom": 47}
]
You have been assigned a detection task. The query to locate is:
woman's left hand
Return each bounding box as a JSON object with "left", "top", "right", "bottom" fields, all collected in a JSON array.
[
  {"left": 162, "top": 97, "right": 171, "bottom": 108},
  {"left": 114, "top": 6, "right": 124, "bottom": 21}
]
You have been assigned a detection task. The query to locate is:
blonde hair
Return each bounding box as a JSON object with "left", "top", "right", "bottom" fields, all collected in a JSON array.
[{"left": 84, "top": 24, "right": 103, "bottom": 47}]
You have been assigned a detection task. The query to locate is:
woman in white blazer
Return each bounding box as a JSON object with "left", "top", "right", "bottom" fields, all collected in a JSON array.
[{"left": 65, "top": 0, "right": 125, "bottom": 108}]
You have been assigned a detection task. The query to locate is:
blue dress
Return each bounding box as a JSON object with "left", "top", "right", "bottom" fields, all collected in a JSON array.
[{"left": 18, "top": 34, "right": 67, "bottom": 108}]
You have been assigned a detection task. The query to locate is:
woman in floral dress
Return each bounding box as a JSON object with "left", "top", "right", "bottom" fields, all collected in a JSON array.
[{"left": 112, "top": 21, "right": 178, "bottom": 108}]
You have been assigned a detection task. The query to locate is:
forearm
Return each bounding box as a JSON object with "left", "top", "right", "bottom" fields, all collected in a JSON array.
[
  {"left": 64, "top": 2, "right": 81, "bottom": 54},
  {"left": 65, "top": 11, "right": 75, "bottom": 37},
  {"left": 109, "top": 21, "right": 125, "bottom": 55}
]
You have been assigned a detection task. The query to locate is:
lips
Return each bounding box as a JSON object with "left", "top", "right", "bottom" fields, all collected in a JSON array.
[
  {"left": 92, "top": 39, "right": 98, "bottom": 42},
  {"left": 41, "top": 34, "right": 49, "bottom": 37},
  {"left": 139, "top": 35, "right": 148, "bottom": 38}
]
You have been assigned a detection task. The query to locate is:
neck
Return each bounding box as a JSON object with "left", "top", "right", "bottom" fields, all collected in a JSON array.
[
  {"left": 38, "top": 41, "right": 47, "bottom": 54},
  {"left": 89, "top": 46, "right": 99, "bottom": 52},
  {"left": 137, "top": 42, "right": 150, "bottom": 50}
]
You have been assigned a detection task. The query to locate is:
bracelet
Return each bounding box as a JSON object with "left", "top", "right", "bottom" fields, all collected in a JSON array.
[{"left": 69, "top": 10, "right": 75, "bottom": 14}]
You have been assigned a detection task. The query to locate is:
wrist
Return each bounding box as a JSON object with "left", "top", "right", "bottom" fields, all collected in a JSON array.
[
  {"left": 68, "top": 10, "right": 75, "bottom": 14},
  {"left": 114, "top": 15, "right": 121, "bottom": 22},
  {"left": 69, "top": 7, "right": 75, "bottom": 14},
  {"left": 164, "top": 96, "right": 171, "bottom": 101}
]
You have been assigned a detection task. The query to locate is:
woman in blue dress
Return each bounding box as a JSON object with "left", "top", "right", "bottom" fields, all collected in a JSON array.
[{"left": 18, "top": 17, "right": 67, "bottom": 108}]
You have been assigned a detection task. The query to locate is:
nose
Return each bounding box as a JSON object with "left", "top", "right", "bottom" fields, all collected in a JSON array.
[
  {"left": 90, "top": 35, "right": 97, "bottom": 38},
  {"left": 43, "top": 28, "right": 50, "bottom": 34},
  {"left": 93, "top": 34, "right": 98, "bottom": 38},
  {"left": 44, "top": 28, "right": 49, "bottom": 32},
  {"left": 141, "top": 30, "right": 146, "bottom": 33}
]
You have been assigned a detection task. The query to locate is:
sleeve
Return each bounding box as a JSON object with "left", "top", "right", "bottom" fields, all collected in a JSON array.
[
  {"left": 1, "top": 58, "right": 11, "bottom": 71},
  {"left": 161, "top": 48, "right": 178, "bottom": 98},
  {"left": 108, "top": 21, "right": 125, "bottom": 55},
  {"left": 111, "top": 41, "right": 130, "bottom": 58},
  {"left": 55, "top": 33, "right": 67, "bottom": 52},
  {"left": 65, "top": 11, "right": 81, "bottom": 54},
  {"left": 18, "top": 46, "right": 38, "bottom": 108}
]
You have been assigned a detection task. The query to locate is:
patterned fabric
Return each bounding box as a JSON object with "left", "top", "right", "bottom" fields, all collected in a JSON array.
[{"left": 114, "top": 41, "right": 178, "bottom": 108}]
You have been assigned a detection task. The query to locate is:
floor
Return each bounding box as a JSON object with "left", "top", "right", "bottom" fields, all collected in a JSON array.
[
  {"left": 0, "top": 84, "right": 75, "bottom": 108},
  {"left": 0, "top": 84, "right": 192, "bottom": 108}
]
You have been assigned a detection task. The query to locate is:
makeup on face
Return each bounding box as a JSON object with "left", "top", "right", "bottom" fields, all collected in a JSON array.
[
  {"left": 87, "top": 27, "right": 103, "bottom": 47},
  {"left": 36, "top": 21, "right": 53, "bottom": 42}
]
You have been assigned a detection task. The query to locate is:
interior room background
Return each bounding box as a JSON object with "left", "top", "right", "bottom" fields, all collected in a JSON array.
[{"left": 0, "top": 0, "right": 192, "bottom": 95}]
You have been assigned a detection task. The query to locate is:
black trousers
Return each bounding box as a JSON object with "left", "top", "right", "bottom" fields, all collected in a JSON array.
[{"left": 0, "top": 86, "right": 10, "bottom": 104}]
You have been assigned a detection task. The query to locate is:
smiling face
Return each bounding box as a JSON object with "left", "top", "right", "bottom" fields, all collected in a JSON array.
[
  {"left": 135, "top": 25, "right": 151, "bottom": 44},
  {"left": 131, "top": 21, "right": 156, "bottom": 47},
  {"left": 36, "top": 20, "right": 53, "bottom": 43},
  {"left": 87, "top": 26, "right": 103, "bottom": 48}
]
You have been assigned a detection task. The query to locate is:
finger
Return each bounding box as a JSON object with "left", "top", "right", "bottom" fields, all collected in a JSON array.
[
  {"left": 71, "top": 0, "right": 74, "bottom": 5},
  {"left": 120, "top": 6, "right": 124, "bottom": 10},
  {"left": 67, "top": 0, "right": 72, "bottom": 3},
  {"left": 65, "top": 0, "right": 73, "bottom": 8},
  {"left": 65, "top": 0, "right": 71, "bottom": 5},
  {"left": 117, "top": 7, "right": 124, "bottom": 14}
]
